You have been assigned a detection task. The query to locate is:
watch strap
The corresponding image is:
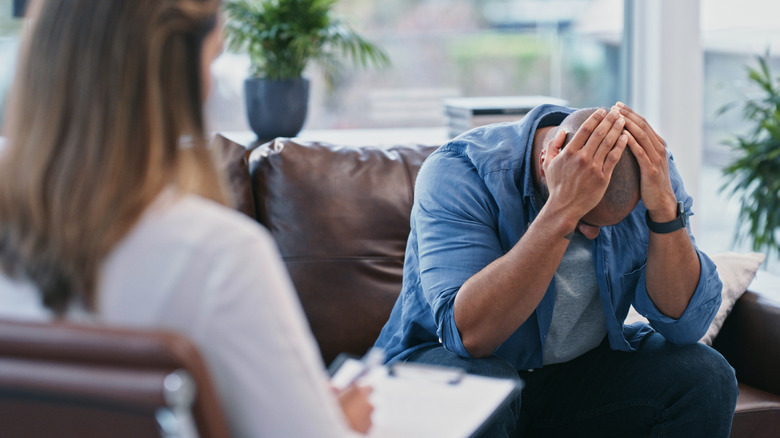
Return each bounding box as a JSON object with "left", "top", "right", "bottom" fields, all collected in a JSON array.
[{"left": 646, "top": 201, "right": 686, "bottom": 234}]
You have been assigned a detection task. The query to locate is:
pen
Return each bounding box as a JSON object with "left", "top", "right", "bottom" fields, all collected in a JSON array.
[{"left": 343, "top": 347, "right": 385, "bottom": 389}]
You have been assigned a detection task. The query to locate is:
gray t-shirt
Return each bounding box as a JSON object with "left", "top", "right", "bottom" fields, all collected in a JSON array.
[{"left": 543, "top": 232, "right": 608, "bottom": 365}]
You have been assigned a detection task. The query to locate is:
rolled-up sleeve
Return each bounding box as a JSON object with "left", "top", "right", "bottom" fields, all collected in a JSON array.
[
  {"left": 633, "top": 250, "right": 722, "bottom": 344},
  {"left": 413, "top": 150, "right": 505, "bottom": 357}
]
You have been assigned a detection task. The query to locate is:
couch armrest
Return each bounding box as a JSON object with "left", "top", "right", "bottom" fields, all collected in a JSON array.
[{"left": 712, "top": 270, "right": 780, "bottom": 397}]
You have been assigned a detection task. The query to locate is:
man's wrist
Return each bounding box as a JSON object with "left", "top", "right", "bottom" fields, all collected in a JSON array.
[
  {"left": 538, "top": 203, "right": 579, "bottom": 239},
  {"left": 646, "top": 201, "right": 686, "bottom": 234},
  {"left": 646, "top": 195, "right": 678, "bottom": 223}
]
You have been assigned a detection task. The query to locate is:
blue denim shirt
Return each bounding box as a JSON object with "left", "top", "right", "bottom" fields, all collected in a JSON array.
[{"left": 374, "top": 104, "right": 722, "bottom": 370}]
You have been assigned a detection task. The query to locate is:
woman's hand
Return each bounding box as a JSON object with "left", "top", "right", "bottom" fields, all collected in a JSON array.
[{"left": 334, "top": 384, "right": 374, "bottom": 434}]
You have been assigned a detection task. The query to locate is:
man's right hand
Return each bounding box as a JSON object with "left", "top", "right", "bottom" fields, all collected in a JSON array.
[{"left": 540, "top": 108, "right": 628, "bottom": 234}]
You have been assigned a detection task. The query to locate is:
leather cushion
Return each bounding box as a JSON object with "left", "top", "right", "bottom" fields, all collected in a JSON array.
[
  {"left": 713, "top": 289, "right": 780, "bottom": 396},
  {"left": 212, "top": 133, "right": 257, "bottom": 220},
  {"left": 249, "top": 139, "right": 437, "bottom": 364},
  {"left": 731, "top": 383, "right": 780, "bottom": 438}
]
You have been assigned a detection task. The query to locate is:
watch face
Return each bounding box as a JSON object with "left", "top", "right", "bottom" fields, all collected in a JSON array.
[{"left": 678, "top": 201, "right": 686, "bottom": 227}]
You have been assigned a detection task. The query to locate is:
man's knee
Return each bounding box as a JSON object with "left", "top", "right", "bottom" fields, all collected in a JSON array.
[
  {"left": 698, "top": 345, "right": 738, "bottom": 403},
  {"left": 669, "top": 343, "right": 738, "bottom": 408}
]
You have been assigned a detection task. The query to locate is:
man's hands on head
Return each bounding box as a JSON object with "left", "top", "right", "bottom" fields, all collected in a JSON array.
[
  {"left": 613, "top": 102, "right": 678, "bottom": 222},
  {"left": 454, "top": 104, "right": 700, "bottom": 356},
  {"left": 455, "top": 107, "right": 629, "bottom": 356},
  {"left": 540, "top": 108, "right": 628, "bottom": 238}
]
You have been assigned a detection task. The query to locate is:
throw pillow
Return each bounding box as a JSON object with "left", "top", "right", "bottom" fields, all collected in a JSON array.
[
  {"left": 700, "top": 251, "right": 765, "bottom": 345},
  {"left": 624, "top": 251, "right": 765, "bottom": 346}
]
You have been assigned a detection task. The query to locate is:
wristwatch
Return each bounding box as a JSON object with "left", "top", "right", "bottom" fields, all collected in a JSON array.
[{"left": 646, "top": 201, "right": 686, "bottom": 234}]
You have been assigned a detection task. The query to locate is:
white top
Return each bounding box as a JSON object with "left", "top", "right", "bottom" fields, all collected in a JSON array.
[{"left": 0, "top": 190, "right": 355, "bottom": 438}]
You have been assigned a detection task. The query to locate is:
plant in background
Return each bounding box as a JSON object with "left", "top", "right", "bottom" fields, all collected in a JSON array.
[
  {"left": 720, "top": 52, "right": 780, "bottom": 257},
  {"left": 224, "top": 0, "right": 390, "bottom": 87},
  {"left": 223, "top": 0, "right": 390, "bottom": 139}
]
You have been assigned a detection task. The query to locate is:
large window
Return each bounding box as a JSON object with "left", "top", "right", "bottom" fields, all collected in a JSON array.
[
  {"left": 206, "top": 0, "right": 624, "bottom": 132},
  {"left": 310, "top": 0, "right": 621, "bottom": 129},
  {"left": 698, "top": 1, "right": 780, "bottom": 274}
]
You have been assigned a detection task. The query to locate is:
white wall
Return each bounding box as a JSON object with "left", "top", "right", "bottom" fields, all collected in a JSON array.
[{"left": 628, "top": 0, "right": 703, "bottom": 231}]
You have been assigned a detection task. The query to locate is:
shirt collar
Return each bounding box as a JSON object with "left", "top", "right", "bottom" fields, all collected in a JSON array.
[{"left": 521, "top": 109, "right": 571, "bottom": 213}]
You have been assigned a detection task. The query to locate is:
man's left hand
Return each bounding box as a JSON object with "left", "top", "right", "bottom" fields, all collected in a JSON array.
[{"left": 614, "top": 102, "right": 678, "bottom": 222}]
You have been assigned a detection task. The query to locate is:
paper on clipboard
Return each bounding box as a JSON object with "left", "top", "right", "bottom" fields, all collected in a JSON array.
[{"left": 332, "top": 359, "right": 522, "bottom": 438}]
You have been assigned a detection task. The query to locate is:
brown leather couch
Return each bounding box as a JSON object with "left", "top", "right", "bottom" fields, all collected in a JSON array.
[{"left": 215, "top": 133, "right": 780, "bottom": 438}]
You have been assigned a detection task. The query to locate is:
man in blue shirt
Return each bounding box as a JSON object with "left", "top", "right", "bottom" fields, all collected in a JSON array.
[{"left": 374, "top": 103, "right": 738, "bottom": 437}]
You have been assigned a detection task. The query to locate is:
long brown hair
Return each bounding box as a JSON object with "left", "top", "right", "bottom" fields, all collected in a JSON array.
[{"left": 0, "top": 0, "right": 227, "bottom": 313}]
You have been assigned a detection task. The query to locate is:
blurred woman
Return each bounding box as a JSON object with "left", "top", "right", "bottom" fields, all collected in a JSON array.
[{"left": 0, "top": 0, "right": 370, "bottom": 435}]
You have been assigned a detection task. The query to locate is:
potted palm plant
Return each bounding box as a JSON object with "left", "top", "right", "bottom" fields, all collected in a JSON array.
[
  {"left": 720, "top": 52, "right": 780, "bottom": 258},
  {"left": 224, "top": 0, "right": 390, "bottom": 140}
]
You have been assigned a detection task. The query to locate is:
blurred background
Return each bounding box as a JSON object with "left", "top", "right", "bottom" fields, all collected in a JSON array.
[{"left": 2, "top": 0, "right": 780, "bottom": 273}]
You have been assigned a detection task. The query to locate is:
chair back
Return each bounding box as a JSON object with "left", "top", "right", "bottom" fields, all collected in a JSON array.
[{"left": 0, "top": 318, "right": 230, "bottom": 438}]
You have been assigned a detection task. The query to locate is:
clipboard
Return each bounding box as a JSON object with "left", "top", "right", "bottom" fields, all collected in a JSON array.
[{"left": 330, "top": 354, "right": 523, "bottom": 438}]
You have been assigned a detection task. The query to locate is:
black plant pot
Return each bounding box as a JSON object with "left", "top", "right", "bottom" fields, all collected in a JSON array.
[{"left": 244, "top": 77, "right": 310, "bottom": 140}]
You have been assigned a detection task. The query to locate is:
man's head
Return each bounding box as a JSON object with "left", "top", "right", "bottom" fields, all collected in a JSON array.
[{"left": 539, "top": 107, "right": 641, "bottom": 236}]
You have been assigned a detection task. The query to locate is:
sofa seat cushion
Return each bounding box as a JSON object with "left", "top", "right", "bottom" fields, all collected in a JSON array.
[{"left": 731, "top": 383, "right": 780, "bottom": 438}]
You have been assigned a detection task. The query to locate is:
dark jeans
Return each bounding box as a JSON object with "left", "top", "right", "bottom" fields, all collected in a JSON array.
[{"left": 405, "top": 333, "right": 738, "bottom": 438}]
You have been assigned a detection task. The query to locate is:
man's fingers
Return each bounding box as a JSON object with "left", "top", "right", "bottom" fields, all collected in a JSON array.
[
  {"left": 625, "top": 130, "right": 651, "bottom": 168},
  {"left": 615, "top": 102, "right": 665, "bottom": 146},
  {"left": 581, "top": 109, "right": 621, "bottom": 156},
  {"left": 566, "top": 108, "right": 607, "bottom": 152},
  {"left": 592, "top": 115, "right": 625, "bottom": 164},
  {"left": 603, "top": 133, "right": 628, "bottom": 175},
  {"left": 541, "top": 130, "right": 566, "bottom": 168},
  {"left": 548, "top": 129, "right": 566, "bottom": 156},
  {"left": 623, "top": 117, "right": 663, "bottom": 160}
]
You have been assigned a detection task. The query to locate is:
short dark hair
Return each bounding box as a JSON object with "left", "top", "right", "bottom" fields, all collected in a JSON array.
[{"left": 558, "top": 108, "right": 640, "bottom": 215}]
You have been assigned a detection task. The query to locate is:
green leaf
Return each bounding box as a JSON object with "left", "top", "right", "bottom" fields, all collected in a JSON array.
[
  {"left": 223, "top": 0, "right": 390, "bottom": 85},
  {"left": 720, "top": 51, "right": 780, "bottom": 257}
]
